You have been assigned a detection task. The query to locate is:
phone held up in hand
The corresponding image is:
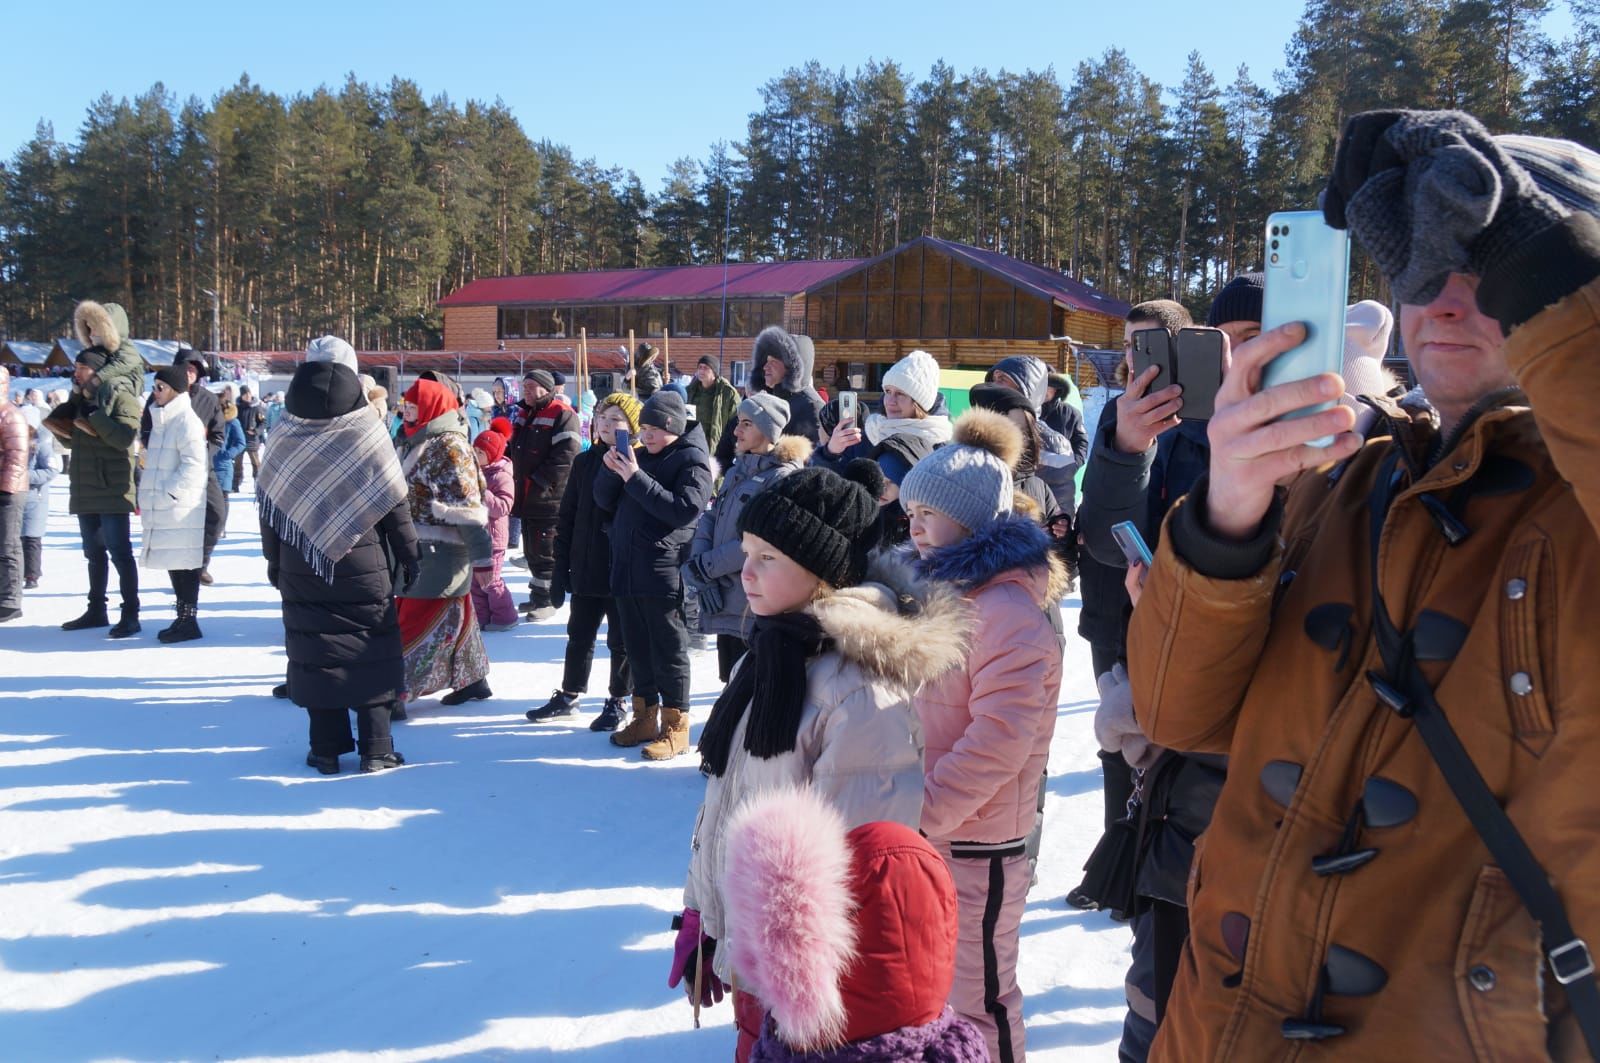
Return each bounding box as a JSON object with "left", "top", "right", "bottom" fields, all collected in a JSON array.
[
  {"left": 613, "top": 428, "right": 629, "bottom": 453},
  {"left": 838, "top": 390, "right": 857, "bottom": 424},
  {"left": 1110, "top": 520, "right": 1155, "bottom": 570},
  {"left": 1130, "top": 327, "right": 1227, "bottom": 420},
  {"left": 1261, "top": 210, "right": 1351, "bottom": 446}
]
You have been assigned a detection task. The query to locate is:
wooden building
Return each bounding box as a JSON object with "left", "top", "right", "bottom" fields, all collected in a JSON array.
[
  {"left": 0, "top": 340, "right": 70, "bottom": 376},
  {"left": 437, "top": 237, "right": 1126, "bottom": 391}
]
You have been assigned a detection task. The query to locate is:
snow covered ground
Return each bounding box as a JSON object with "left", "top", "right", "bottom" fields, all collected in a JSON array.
[{"left": 1, "top": 478, "right": 1128, "bottom": 1061}]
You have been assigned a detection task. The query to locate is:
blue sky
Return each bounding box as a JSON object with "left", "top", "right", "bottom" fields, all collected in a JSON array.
[{"left": 0, "top": 0, "right": 1574, "bottom": 190}]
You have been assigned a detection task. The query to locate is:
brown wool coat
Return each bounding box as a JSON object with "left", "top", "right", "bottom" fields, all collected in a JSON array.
[{"left": 1129, "top": 275, "right": 1600, "bottom": 1061}]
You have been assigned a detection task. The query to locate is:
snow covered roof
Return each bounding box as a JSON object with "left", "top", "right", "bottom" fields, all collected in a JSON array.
[{"left": 0, "top": 340, "right": 54, "bottom": 366}]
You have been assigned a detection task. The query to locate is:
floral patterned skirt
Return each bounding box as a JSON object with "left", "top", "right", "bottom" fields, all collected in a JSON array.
[{"left": 398, "top": 595, "right": 489, "bottom": 699}]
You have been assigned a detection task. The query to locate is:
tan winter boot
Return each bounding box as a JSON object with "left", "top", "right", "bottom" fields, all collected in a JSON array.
[
  {"left": 610, "top": 698, "right": 660, "bottom": 747},
  {"left": 642, "top": 707, "right": 691, "bottom": 761}
]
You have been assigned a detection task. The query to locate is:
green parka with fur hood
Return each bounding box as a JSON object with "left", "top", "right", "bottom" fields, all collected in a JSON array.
[{"left": 43, "top": 301, "right": 144, "bottom": 514}]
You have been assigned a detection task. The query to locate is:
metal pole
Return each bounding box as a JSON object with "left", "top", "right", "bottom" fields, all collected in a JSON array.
[{"left": 718, "top": 186, "right": 733, "bottom": 365}]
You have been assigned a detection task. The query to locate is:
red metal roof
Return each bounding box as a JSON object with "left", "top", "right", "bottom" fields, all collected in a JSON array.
[{"left": 437, "top": 259, "right": 866, "bottom": 308}]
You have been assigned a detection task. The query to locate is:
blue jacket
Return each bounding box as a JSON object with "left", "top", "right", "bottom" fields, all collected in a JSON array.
[
  {"left": 214, "top": 417, "right": 246, "bottom": 482},
  {"left": 24, "top": 428, "right": 57, "bottom": 538}
]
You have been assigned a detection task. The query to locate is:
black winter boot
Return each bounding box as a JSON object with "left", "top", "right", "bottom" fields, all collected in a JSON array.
[
  {"left": 439, "top": 678, "right": 492, "bottom": 706},
  {"left": 526, "top": 690, "right": 579, "bottom": 722},
  {"left": 62, "top": 604, "right": 110, "bottom": 631},
  {"left": 108, "top": 609, "right": 141, "bottom": 639},
  {"left": 360, "top": 751, "right": 406, "bottom": 773},
  {"left": 158, "top": 602, "right": 203, "bottom": 644},
  {"left": 305, "top": 751, "right": 340, "bottom": 775},
  {"left": 589, "top": 696, "right": 627, "bottom": 732}
]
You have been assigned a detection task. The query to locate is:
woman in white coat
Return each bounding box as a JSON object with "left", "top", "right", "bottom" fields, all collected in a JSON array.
[{"left": 140, "top": 365, "right": 209, "bottom": 642}]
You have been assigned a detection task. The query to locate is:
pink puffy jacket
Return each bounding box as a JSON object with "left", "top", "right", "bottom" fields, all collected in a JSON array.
[
  {"left": 0, "top": 401, "right": 30, "bottom": 495},
  {"left": 480, "top": 456, "right": 514, "bottom": 557},
  {"left": 914, "top": 521, "right": 1066, "bottom": 846}
]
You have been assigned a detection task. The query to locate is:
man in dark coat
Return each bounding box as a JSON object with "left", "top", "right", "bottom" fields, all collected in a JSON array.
[
  {"left": 141, "top": 350, "right": 227, "bottom": 581},
  {"left": 985, "top": 354, "right": 1087, "bottom": 508},
  {"left": 594, "top": 390, "right": 713, "bottom": 761},
  {"left": 713, "top": 326, "right": 826, "bottom": 467},
  {"left": 233, "top": 385, "right": 264, "bottom": 491},
  {"left": 508, "top": 369, "right": 582, "bottom": 620},
  {"left": 261, "top": 359, "right": 420, "bottom": 774}
]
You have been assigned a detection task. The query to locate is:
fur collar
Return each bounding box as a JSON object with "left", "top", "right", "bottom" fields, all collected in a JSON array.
[
  {"left": 808, "top": 552, "right": 970, "bottom": 692},
  {"left": 911, "top": 514, "right": 1062, "bottom": 595}
]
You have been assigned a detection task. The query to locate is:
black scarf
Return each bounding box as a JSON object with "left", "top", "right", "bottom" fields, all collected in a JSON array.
[{"left": 697, "top": 612, "right": 831, "bottom": 778}]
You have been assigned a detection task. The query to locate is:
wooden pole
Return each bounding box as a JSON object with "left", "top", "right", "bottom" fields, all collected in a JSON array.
[
  {"left": 661, "top": 328, "right": 670, "bottom": 378},
  {"left": 627, "top": 329, "right": 637, "bottom": 397},
  {"left": 578, "top": 328, "right": 588, "bottom": 401}
]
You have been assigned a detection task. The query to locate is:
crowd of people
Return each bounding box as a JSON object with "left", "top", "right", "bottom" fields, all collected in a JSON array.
[{"left": 5, "top": 106, "right": 1600, "bottom": 1062}]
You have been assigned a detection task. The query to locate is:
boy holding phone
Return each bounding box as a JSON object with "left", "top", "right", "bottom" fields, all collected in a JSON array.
[{"left": 1128, "top": 112, "right": 1600, "bottom": 1060}]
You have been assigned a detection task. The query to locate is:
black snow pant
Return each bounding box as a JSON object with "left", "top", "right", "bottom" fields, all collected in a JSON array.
[
  {"left": 522, "top": 518, "right": 557, "bottom": 608},
  {"left": 307, "top": 696, "right": 396, "bottom": 759},
  {"left": 23, "top": 535, "right": 42, "bottom": 585},
  {"left": 561, "top": 593, "right": 631, "bottom": 698},
  {"left": 0, "top": 491, "right": 21, "bottom": 611},
  {"left": 203, "top": 469, "right": 225, "bottom": 561},
  {"left": 232, "top": 444, "right": 260, "bottom": 492},
  {"left": 614, "top": 593, "right": 690, "bottom": 708},
  {"left": 78, "top": 512, "right": 139, "bottom": 615},
  {"left": 716, "top": 634, "right": 747, "bottom": 684}
]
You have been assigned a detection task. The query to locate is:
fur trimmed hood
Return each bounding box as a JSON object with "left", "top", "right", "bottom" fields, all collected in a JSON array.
[
  {"left": 770, "top": 434, "right": 814, "bottom": 466},
  {"left": 75, "top": 300, "right": 128, "bottom": 352},
  {"left": 752, "top": 326, "right": 810, "bottom": 394},
  {"left": 911, "top": 513, "right": 1068, "bottom": 600},
  {"left": 725, "top": 787, "right": 967, "bottom": 1055},
  {"left": 810, "top": 551, "right": 971, "bottom": 692}
]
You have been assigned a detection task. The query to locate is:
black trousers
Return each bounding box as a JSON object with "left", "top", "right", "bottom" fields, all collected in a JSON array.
[
  {"left": 23, "top": 535, "right": 42, "bottom": 584},
  {"left": 204, "top": 469, "right": 225, "bottom": 561},
  {"left": 232, "top": 444, "right": 260, "bottom": 492},
  {"left": 716, "top": 634, "right": 747, "bottom": 684},
  {"left": 169, "top": 568, "right": 201, "bottom": 605},
  {"left": 0, "top": 492, "right": 20, "bottom": 610},
  {"left": 522, "top": 518, "right": 557, "bottom": 607},
  {"left": 307, "top": 695, "right": 394, "bottom": 758},
  {"left": 78, "top": 512, "right": 139, "bottom": 613},
  {"left": 614, "top": 594, "right": 690, "bottom": 707},
  {"left": 561, "top": 593, "right": 631, "bottom": 697}
]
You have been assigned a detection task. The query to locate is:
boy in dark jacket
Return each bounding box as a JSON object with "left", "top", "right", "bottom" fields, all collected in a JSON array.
[
  {"left": 509, "top": 369, "right": 582, "bottom": 619},
  {"left": 595, "top": 390, "right": 713, "bottom": 761},
  {"left": 529, "top": 392, "right": 640, "bottom": 730}
]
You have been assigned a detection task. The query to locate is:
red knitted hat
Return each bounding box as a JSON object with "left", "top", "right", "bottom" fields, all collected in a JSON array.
[
  {"left": 489, "top": 416, "right": 513, "bottom": 440},
  {"left": 473, "top": 430, "right": 507, "bottom": 464}
]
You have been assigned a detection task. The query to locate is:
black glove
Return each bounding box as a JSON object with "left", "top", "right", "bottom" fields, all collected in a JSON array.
[
  {"left": 1323, "top": 109, "right": 1566, "bottom": 305},
  {"left": 698, "top": 578, "right": 725, "bottom": 617},
  {"left": 400, "top": 560, "right": 420, "bottom": 591},
  {"left": 549, "top": 571, "right": 566, "bottom": 610}
]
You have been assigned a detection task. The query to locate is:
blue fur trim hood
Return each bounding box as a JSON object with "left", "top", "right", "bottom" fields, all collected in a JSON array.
[{"left": 910, "top": 514, "right": 1053, "bottom": 590}]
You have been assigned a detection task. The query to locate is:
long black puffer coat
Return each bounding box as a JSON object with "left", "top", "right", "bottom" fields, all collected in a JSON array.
[
  {"left": 594, "top": 423, "right": 713, "bottom": 598},
  {"left": 261, "top": 362, "right": 420, "bottom": 710},
  {"left": 553, "top": 441, "right": 617, "bottom": 599}
]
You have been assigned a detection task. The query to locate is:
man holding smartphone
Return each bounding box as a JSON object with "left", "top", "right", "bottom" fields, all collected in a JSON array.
[{"left": 1128, "top": 112, "right": 1600, "bottom": 1059}]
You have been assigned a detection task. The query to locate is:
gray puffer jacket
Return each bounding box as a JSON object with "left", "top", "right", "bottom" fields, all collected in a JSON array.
[
  {"left": 682, "top": 553, "right": 971, "bottom": 981},
  {"left": 687, "top": 435, "right": 812, "bottom": 638}
]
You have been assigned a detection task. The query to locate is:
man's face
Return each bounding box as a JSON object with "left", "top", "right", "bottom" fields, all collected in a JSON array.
[
  {"left": 1216, "top": 320, "right": 1261, "bottom": 349},
  {"left": 732, "top": 414, "right": 770, "bottom": 455},
  {"left": 1399, "top": 273, "right": 1511, "bottom": 424},
  {"left": 762, "top": 357, "right": 787, "bottom": 389},
  {"left": 992, "top": 369, "right": 1023, "bottom": 394},
  {"left": 695, "top": 364, "right": 715, "bottom": 387},
  {"left": 73, "top": 363, "right": 94, "bottom": 388},
  {"left": 524, "top": 382, "right": 549, "bottom": 403},
  {"left": 185, "top": 362, "right": 201, "bottom": 389}
]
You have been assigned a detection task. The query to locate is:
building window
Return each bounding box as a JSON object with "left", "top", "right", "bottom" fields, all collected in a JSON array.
[{"left": 499, "top": 308, "right": 526, "bottom": 339}]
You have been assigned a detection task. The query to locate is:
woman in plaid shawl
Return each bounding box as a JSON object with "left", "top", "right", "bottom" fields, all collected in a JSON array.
[
  {"left": 395, "top": 379, "right": 495, "bottom": 707},
  {"left": 259, "top": 357, "right": 418, "bottom": 774}
]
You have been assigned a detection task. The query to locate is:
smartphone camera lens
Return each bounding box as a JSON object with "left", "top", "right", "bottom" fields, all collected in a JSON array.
[
  {"left": 1271, "top": 239, "right": 1279, "bottom": 250},
  {"left": 1270, "top": 225, "right": 1279, "bottom": 236},
  {"left": 1270, "top": 253, "right": 1280, "bottom": 264},
  {"left": 1281, "top": 224, "right": 1290, "bottom": 235}
]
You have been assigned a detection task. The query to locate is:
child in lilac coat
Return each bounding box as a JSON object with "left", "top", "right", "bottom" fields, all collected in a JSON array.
[{"left": 470, "top": 431, "right": 518, "bottom": 631}]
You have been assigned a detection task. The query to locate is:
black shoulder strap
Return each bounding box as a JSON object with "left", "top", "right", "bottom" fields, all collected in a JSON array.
[{"left": 1365, "top": 448, "right": 1600, "bottom": 1058}]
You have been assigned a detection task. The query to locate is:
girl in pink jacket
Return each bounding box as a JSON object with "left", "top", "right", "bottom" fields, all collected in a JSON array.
[
  {"left": 470, "top": 430, "right": 518, "bottom": 630},
  {"left": 901, "top": 408, "right": 1067, "bottom": 1063}
]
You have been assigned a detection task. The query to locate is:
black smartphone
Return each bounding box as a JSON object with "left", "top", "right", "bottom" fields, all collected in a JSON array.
[
  {"left": 1173, "top": 328, "right": 1226, "bottom": 420},
  {"left": 1130, "top": 328, "right": 1172, "bottom": 388}
]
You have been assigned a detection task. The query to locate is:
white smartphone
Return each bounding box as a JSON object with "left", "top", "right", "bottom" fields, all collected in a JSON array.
[
  {"left": 1261, "top": 210, "right": 1351, "bottom": 447},
  {"left": 838, "top": 391, "right": 857, "bottom": 424}
]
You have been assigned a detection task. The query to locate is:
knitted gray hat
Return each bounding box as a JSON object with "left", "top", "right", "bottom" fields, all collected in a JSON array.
[
  {"left": 738, "top": 392, "right": 790, "bottom": 443},
  {"left": 641, "top": 389, "right": 688, "bottom": 436},
  {"left": 899, "top": 408, "right": 1022, "bottom": 533}
]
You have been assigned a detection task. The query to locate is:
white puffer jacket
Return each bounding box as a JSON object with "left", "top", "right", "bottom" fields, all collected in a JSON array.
[
  {"left": 139, "top": 391, "right": 208, "bottom": 572},
  {"left": 683, "top": 554, "right": 971, "bottom": 981}
]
